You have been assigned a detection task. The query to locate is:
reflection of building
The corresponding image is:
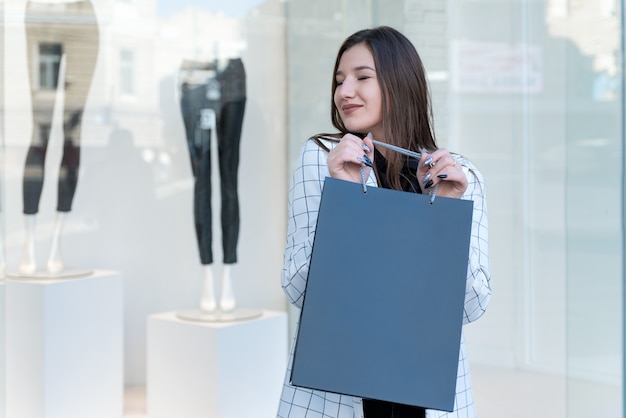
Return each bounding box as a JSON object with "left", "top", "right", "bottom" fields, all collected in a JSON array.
[
  {"left": 451, "top": 42, "right": 543, "bottom": 94},
  {"left": 547, "top": 0, "right": 619, "bottom": 77}
]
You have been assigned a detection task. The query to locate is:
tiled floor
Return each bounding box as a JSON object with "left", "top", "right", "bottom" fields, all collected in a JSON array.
[{"left": 124, "top": 363, "right": 621, "bottom": 417}]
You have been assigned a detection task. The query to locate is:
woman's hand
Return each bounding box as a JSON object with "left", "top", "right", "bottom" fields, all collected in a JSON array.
[
  {"left": 417, "top": 149, "right": 467, "bottom": 198},
  {"left": 327, "top": 133, "right": 374, "bottom": 183}
]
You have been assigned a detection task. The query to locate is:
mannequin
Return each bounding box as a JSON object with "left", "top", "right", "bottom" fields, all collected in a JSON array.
[
  {"left": 179, "top": 44, "right": 246, "bottom": 314},
  {"left": 19, "top": 0, "right": 99, "bottom": 275}
]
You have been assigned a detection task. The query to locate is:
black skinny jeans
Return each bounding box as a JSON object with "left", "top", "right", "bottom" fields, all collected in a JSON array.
[{"left": 180, "top": 59, "right": 246, "bottom": 264}]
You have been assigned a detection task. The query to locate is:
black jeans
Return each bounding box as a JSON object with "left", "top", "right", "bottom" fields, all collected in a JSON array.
[
  {"left": 180, "top": 60, "right": 246, "bottom": 264},
  {"left": 362, "top": 399, "right": 426, "bottom": 418},
  {"left": 23, "top": 0, "right": 99, "bottom": 214}
]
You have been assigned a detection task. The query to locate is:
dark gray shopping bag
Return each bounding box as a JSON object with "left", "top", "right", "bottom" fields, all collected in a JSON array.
[{"left": 290, "top": 177, "right": 473, "bottom": 412}]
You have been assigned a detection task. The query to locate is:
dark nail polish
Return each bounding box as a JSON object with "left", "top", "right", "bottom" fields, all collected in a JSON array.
[
  {"left": 425, "top": 179, "right": 434, "bottom": 189},
  {"left": 362, "top": 154, "right": 373, "bottom": 167},
  {"left": 437, "top": 174, "right": 448, "bottom": 179}
]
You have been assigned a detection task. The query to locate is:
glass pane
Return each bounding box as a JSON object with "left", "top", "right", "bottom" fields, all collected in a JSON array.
[
  {"left": 451, "top": 0, "right": 624, "bottom": 416},
  {"left": 449, "top": 1, "right": 570, "bottom": 415},
  {"left": 0, "top": 2, "right": 5, "bottom": 417},
  {"left": 1, "top": 0, "right": 623, "bottom": 416},
  {"left": 3, "top": 1, "right": 288, "bottom": 413},
  {"left": 564, "top": 1, "right": 623, "bottom": 416}
]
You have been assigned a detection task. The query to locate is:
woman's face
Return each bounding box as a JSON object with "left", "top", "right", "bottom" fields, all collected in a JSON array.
[{"left": 334, "top": 43, "right": 384, "bottom": 140}]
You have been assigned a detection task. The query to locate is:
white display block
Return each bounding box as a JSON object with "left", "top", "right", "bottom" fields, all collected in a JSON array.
[
  {"left": 6, "top": 270, "right": 124, "bottom": 418},
  {"left": 147, "top": 310, "right": 288, "bottom": 418},
  {"left": 0, "top": 280, "right": 5, "bottom": 418}
]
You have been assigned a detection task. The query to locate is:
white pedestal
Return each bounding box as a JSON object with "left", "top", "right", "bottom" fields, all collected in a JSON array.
[
  {"left": 6, "top": 270, "right": 124, "bottom": 418},
  {"left": 0, "top": 280, "right": 5, "bottom": 418},
  {"left": 147, "top": 310, "right": 288, "bottom": 418}
]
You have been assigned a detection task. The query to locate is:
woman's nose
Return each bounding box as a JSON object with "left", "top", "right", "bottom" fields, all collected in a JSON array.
[{"left": 338, "top": 79, "right": 355, "bottom": 97}]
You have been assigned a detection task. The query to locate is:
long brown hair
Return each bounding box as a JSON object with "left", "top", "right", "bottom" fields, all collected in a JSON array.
[{"left": 326, "top": 26, "right": 437, "bottom": 191}]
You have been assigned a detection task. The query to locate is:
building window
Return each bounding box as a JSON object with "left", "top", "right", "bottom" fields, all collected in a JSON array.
[
  {"left": 120, "top": 49, "right": 135, "bottom": 95},
  {"left": 38, "top": 43, "right": 62, "bottom": 90}
]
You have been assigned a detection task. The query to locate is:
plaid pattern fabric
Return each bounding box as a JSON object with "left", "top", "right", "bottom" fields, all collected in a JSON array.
[{"left": 278, "top": 138, "right": 492, "bottom": 418}]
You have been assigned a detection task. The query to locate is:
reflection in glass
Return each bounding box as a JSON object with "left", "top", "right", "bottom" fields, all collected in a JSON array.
[
  {"left": 18, "top": 0, "right": 99, "bottom": 276},
  {"left": 38, "top": 43, "right": 62, "bottom": 90},
  {"left": 120, "top": 49, "right": 135, "bottom": 95}
]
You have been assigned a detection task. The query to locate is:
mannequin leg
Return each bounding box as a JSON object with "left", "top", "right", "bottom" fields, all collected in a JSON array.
[
  {"left": 200, "top": 265, "right": 217, "bottom": 313},
  {"left": 46, "top": 211, "right": 66, "bottom": 273},
  {"left": 219, "top": 264, "right": 236, "bottom": 312},
  {"left": 19, "top": 214, "right": 37, "bottom": 274}
]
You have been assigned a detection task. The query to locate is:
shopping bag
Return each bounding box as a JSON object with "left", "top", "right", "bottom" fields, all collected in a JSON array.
[{"left": 290, "top": 177, "right": 473, "bottom": 412}]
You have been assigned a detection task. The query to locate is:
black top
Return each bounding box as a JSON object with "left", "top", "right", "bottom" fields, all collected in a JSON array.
[{"left": 373, "top": 148, "right": 422, "bottom": 194}]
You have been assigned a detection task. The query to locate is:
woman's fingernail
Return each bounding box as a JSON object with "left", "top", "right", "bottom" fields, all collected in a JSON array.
[
  {"left": 422, "top": 173, "right": 431, "bottom": 183},
  {"left": 424, "top": 157, "right": 433, "bottom": 166},
  {"left": 358, "top": 155, "right": 373, "bottom": 167},
  {"left": 362, "top": 143, "right": 371, "bottom": 152},
  {"left": 437, "top": 174, "right": 448, "bottom": 179},
  {"left": 425, "top": 179, "right": 434, "bottom": 189},
  {"left": 367, "top": 132, "right": 373, "bottom": 138}
]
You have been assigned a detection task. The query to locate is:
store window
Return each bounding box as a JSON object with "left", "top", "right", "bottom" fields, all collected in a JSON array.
[
  {"left": 0, "top": 0, "right": 622, "bottom": 416},
  {"left": 2, "top": 1, "right": 289, "bottom": 414},
  {"left": 286, "top": 0, "right": 623, "bottom": 417}
]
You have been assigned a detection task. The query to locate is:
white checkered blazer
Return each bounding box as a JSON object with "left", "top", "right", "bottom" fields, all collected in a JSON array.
[{"left": 277, "top": 138, "right": 492, "bottom": 418}]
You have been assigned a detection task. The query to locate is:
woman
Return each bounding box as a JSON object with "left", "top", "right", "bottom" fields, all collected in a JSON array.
[{"left": 278, "top": 26, "right": 491, "bottom": 418}]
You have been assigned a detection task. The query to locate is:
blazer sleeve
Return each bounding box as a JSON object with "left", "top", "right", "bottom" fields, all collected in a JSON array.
[
  {"left": 458, "top": 157, "right": 492, "bottom": 324},
  {"left": 281, "top": 139, "right": 330, "bottom": 309}
]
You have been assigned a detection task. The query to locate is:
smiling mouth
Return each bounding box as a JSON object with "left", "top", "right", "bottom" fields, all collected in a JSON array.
[{"left": 342, "top": 104, "right": 361, "bottom": 114}]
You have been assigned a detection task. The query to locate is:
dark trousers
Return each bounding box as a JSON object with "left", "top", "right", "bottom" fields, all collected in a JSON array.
[
  {"left": 182, "top": 91, "right": 246, "bottom": 265},
  {"left": 23, "top": 113, "right": 82, "bottom": 214},
  {"left": 363, "top": 399, "right": 426, "bottom": 418},
  {"left": 23, "top": 0, "right": 99, "bottom": 214}
]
